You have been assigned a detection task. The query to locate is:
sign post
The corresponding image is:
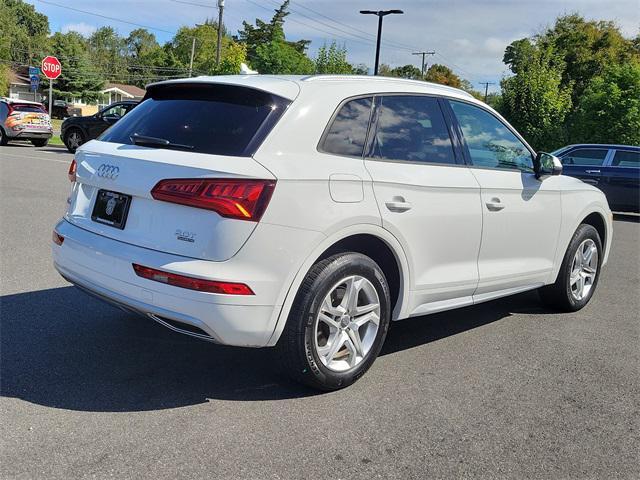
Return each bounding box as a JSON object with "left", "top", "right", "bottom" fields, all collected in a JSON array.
[
  {"left": 28, "top": 66, "right": 40, "bottom": 101},
  {"left": 41, "top": 56, "right": 61, "bottom": 114}
]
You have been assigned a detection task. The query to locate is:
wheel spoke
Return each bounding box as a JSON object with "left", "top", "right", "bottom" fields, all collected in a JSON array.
[
  {"left": 354, "top": 301, "right": 379, "bottom": 316},
  {"left": 323, "top": 331, "right": 346, "bottom": 363},
  {"left": 343, "top": 335, "right": 359, "bottom": 367},
  {"left": 318, "top": 312, "right": 340, "bottom": 330},
  {"left": 346, "top": 326, "right": 364, "bottom": 358},
  {"left": 321, "top": 297, "right": 342, "bottom": 317},
  {"left": 353, "top": 311, "right": 379, "bottom": 328}
]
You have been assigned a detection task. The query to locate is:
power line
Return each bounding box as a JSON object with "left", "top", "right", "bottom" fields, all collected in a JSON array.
[{"left": 412, "top": 51, "right": 435, "bottom": 76}]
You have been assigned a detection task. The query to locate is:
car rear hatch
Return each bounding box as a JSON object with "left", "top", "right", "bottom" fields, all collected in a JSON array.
[
  {"left": 65, "top": 81, "right": 294, "bottom": 262},
  {"left": 5, "top": 103, "right": 52, "bottom": 133}
]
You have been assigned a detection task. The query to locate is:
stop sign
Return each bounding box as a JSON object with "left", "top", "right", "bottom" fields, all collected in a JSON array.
[{"left": 41, "top": 56, "right": 61, "bottom": 79}]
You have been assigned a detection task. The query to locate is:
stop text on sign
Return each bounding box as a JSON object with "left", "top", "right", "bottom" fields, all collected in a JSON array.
[{"left": 41, "top": 56, "right": 62, "bottom": 79}]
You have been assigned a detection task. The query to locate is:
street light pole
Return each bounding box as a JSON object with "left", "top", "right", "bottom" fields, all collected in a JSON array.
[
  {"left": 216, "top": 0, "right": 224, "bottom": 66},
  {"left": 360, "top": 9, "right": 404, "bottom": 75}
]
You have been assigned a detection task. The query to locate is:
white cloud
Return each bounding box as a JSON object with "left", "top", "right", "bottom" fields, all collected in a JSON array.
[{"left": 61, "top": 22, "right": 97, "bottom": 37}]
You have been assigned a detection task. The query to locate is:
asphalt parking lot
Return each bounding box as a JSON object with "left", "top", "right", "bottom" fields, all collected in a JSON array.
[{"left": 1, "top": 144, "right": 639, "bottom": 479}]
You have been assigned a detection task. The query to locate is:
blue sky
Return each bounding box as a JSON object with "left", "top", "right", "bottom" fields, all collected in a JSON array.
[{"left": 25, "top": 0, "right": 639, "bottom": 93}]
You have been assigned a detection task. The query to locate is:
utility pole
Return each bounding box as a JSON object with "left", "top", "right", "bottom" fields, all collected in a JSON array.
[
  {"left": 479, "top": 82, "right": 495, "bottom": 102},
  {"left": 188, "top": 37, "right": 196, "bottom": 77},
  {"left": 412, "top": 51, "right": 435, "bottom": 76},
  {"left": 360, "top": 9, "right": 404, "bottom": 75},
  {"left": 216, "top": 0, "right": 225, "bottom": 66}
]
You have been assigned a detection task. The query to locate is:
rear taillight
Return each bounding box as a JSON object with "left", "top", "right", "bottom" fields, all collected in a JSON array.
[
  {"left": 150, "top": 178, "right": 275, "bottom": 221},
  {"left": 132, "top": 264, "right": 254, "bottom": 295},
  {"left": 52, "top": 231, "right": 64, "bottom": 246},
  {"left": 68, "top": 159, "right": 77, "bottom": 182}
]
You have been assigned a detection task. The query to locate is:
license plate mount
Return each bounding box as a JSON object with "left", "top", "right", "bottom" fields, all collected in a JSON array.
[{"left": 91, "top": 190, "right": 132, "bottom": 230}]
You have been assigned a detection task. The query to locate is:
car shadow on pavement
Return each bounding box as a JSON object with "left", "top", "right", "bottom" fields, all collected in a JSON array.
[{"left": 1, "top": 285, "right": 550, "bottom": 411}]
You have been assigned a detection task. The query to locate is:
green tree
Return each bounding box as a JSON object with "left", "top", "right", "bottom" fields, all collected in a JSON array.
[
  {"left": 571, "top": 62, "right": 640, "bottom": 145},
  {"left": 388, "top": 64, "right": 422, "bottom": 79},
  {"left": 49, "top": 31, "right": 104, "bottom": 102},
  {"left": 499, "top": 46, "right": 572, "bottom": 151},
  {"left": 537, "top": 14, "right": 637, "bottom": 103},
  {"left": 424, "top": 64, "right": 463, "bottom": 88},
  {"left": 238, "top": 0, "right": 311, "bottom": 71},
  {"left": 167, "top": 22, "right": 246, "bottom": 75},
  {"left": 253, "top": 34, "right": 314, "bottom": 74},
  {"left": 89, "top": 26, "right": 129, "bottom": 80},
  {"left": 315, "top": 42, "right": 352, "bottom": 74},
  {"left": 0, "top": 0, "right": 50, "bottom": 63}
]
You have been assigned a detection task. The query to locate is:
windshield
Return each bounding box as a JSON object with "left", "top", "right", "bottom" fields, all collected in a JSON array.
[{"left": 99, "top": 83, "right": 290, "bottom": 156}]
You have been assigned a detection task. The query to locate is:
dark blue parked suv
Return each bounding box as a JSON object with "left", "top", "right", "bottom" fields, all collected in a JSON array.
[{"left": 552, "top": 144, "right": 639, "bottom": 213}]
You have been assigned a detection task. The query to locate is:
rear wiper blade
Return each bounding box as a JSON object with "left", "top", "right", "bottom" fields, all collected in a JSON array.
[{"left": 130, "top": 133, "right": 194, "bottom": 150}]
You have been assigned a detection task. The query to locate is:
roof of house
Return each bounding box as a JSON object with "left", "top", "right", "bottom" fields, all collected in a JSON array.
[
  {"left": 102, "top": 83, "right": 146, "bottom": 98},
  {"left": 9, "top": 69, "right": 30, "bottom": 86}
]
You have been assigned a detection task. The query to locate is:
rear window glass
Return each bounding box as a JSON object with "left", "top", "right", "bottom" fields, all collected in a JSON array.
[
  {"left": 321, "top": 97, "right": 373, "bottom": 157},
  {"left": 612, "top": 150, "right": 639, "bottom": 168},
  {"left": 100, "top": 84, "right": 290, "bottom": 156},
  {"left": 12, "top": 104, "right": 45, "bottom": 113}
]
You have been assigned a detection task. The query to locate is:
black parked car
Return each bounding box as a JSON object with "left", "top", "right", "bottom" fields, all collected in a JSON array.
[
  {"left": 61, "top": 100, "right": 138, "bottom": 153},
  {"left": 552, "top": 144, "right": 640, "bottom": 213}
]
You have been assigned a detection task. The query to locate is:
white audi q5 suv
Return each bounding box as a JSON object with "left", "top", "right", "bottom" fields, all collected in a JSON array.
[{"left": 52, "top": 75, "right": 612, "bottom": 390}]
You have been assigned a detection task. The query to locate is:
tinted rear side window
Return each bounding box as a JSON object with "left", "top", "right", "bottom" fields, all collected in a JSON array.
[
  {"left": 372, "top": 95, "right": 455, "bottom": 164},
  {"left": 100, "top": 84, "right": 290, "bottom": 156},
  {"left": 321, "top": 97, "right": 373, "bottom": 157},
  {"left": 612, "top": 150, "right": 639, "bottom": 167},
  {"left": 561, "top": 149, "right": 608, "bottom": 166}
]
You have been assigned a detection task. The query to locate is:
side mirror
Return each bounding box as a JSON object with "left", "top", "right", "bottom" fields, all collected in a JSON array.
[
  {"left": 103, "top": 114, "right": 120, "bottom": 123},
  {"left": 534, "top": 152, "right": 562, "bottom": 179}
]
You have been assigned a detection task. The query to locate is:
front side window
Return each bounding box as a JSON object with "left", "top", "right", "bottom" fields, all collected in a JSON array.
[
  {"left": 100, "top": 84, "right": 290, "bottom": 157},
  {"left": 561, "top": 149, "right": 608, "bottom": 166},
  {"left": 321, "top": 97, "right": 373, "bottom": 157},
  {"left": 612, "top": 150, "right": 639, "bottom": 168},
  {"left": 372, "top": 95, "right": 455, "bottom": 164},
  {"left": 101, "top": 104, "right": 128, "bottom": 119},
  {"left": 449, "top": 100, "right": 533, "bottom": 172}
]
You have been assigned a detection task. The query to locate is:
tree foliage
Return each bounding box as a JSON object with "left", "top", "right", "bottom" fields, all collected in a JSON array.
[
  {"left": 238, "top": 0, "right": 310, "bottom": 72},
  {"left": 424, "top": 64, "right": 463, "bottom": 88},
  {"left": 571, "top": 61, "right": 640, "bottom": 145},
  {"left": 388, "top": 64, "right": 422, "bottom": 79},
  {"left": 315, "top": 42, "right": 352, "bottom": 74},
  {"left": 500, "top": 46, "right": 572, "bottom": 150},
  {"left": 49, "top": 32, "right": 105, "bottom": 102},
  {"left": 501, "top": 14, "right": 639, "bottom": 149}
]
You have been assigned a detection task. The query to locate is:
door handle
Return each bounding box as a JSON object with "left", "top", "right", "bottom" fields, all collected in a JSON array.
[
  {"left": 385, "top": 196, "right": 412, "bottom": 213},
  {"left": 485, "top": 197, "right": 505, "bottom": 211},
  {"left": 585, "top": 169, "right": 601, "bottom": 174}
]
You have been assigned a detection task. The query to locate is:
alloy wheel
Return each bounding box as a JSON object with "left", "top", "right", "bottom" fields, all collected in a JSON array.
[
  {"left": 569, "top": 238, "right": 598, "bottom": 301},
  {"left": 67, "top": 131, "right": 82, "bottom": 149},
  {"left": 313, "top": 275, "right": 381, "bottom": 372}
]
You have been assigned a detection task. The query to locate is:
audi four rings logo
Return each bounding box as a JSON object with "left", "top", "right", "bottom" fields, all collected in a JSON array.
[{"left": 96, "top": 164, "right": 120, "bottom": 180}]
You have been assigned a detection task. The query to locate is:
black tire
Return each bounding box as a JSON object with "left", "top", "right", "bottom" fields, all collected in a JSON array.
[
  {"left": 31, "top": 138, "right": 49, "bottom": 147},
  {"left": 539, "top": 224, "right": 603, "bottom": 312},
  {"left": 276, "top": 252, "right": 391, "bottom": 391},
  {"left": 63, "top": 128, "right": 85, "bottom": 153},
  {"left": 0, "top": 127, "right": 7, "bottom": 146}
]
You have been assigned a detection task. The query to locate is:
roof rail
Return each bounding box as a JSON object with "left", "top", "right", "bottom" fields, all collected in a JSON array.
[{"left": 301, "top": 74, "right": 474, "bottom": 98}]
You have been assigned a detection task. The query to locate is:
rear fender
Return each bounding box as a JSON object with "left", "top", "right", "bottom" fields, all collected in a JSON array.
[{"left": 265, "top": 223, "right": 411, "bottom": 347}]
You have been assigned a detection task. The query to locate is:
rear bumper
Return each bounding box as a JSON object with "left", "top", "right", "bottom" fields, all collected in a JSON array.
[
  {"left": 52, "top": 220, "right": 320, "bottom": 347},
  {"left": 52, "top": 219, "right": 294, "bottom": 347},
  {"left": 7, "top": 129, "right": 52, "bottom": 140}
]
